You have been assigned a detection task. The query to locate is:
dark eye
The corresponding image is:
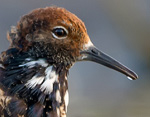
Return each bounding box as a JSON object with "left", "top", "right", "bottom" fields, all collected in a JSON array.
[{"left": 52, "top": 26, "right": 68, "bottom": 39}]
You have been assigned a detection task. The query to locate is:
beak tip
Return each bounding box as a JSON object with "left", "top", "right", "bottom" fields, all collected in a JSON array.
[{"left": 127, "top": 73, "right": 138, "bottom": 80}]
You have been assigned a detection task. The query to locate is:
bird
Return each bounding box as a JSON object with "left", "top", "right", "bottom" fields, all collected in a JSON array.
[{"left": 0, "top": 6, "right": 138, "bottom": 117}]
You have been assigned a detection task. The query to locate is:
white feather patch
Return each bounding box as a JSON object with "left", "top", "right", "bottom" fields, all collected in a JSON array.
[
  {"left": 25, "top": 75, "right": 44, "bottom": 88},
  {"left": 83, "top": 40, "right": 93, "bottom": 50},
  {"left": 19, "top": 58, "right": 48, "bottom": 68},
  {"left": 64, "top": 90, "right": 69, "bottom": 112},
  {"left": 56, "top": 90, "right": 61, "bottom": 103},
  {"left": 56, "top": 108, "right": 60, "bottom": 117},
  {"left": 40, "top": 66, "right": 58, "bottom": 94},
  {"left": 0, "top": 64, "right": 4, "bottom": 68}
]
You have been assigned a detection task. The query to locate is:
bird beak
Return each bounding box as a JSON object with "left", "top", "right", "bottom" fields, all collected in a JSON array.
[{"left": 78, "top": 45, "right": 138, "bottom": 80}]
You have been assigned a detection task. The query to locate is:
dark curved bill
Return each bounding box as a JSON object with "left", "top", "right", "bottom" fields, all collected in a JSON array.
[{"left": 78, "top": 46, "right": 138, "bottom": 80}]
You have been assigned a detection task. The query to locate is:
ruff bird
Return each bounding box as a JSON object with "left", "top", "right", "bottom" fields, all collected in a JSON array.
[{"left": 0, "top": 6, "right": 138, "bottom": 117}]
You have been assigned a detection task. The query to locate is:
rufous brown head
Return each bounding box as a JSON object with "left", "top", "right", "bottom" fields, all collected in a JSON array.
[{"left": 13, "top": 6, "right": 137, "bottom": 80}]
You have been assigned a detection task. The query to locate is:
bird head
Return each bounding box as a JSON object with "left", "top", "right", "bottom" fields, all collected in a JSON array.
[{"left": 11, "top": 7, "right": 137, "bottom": 79}]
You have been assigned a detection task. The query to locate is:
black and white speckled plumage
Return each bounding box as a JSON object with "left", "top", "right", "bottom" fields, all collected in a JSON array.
[{"left": 0, "top": 41, "right": 70, "bottom": 116}]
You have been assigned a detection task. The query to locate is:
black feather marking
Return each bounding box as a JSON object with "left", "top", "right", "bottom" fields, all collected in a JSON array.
[
  {"left": 27, "top": 103, "right": 44, "bottom": 117},
  {"left": 7, "top": 99, "right": 27, "bottom": 116}
]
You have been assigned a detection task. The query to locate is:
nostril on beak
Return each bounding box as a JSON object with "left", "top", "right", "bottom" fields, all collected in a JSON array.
[{"left": 91, "top": 47, "right": 100, "bottom": 56}]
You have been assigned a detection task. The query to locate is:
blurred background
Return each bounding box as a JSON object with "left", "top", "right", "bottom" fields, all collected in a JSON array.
[{"left": 0, "top": 0, "right": 150, "bottom": 117}]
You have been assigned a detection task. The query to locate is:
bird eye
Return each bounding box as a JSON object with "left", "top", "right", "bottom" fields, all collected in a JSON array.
[{"left": 52, "top": 26, "right": 68, "bottom": 39}]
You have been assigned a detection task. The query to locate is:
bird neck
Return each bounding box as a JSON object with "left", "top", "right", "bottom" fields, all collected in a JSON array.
[{"left": 0, "top": 48, "right": 70, "bottom": 117}]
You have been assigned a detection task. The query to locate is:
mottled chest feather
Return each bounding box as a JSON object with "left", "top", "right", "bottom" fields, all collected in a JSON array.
[{"left": 0, "top": 47, "right": 69, "bottom": 116}]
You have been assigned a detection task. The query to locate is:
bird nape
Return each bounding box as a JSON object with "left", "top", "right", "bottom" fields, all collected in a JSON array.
[{"left": 0, "top": 6, "right": 138, "bottom": 117}]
